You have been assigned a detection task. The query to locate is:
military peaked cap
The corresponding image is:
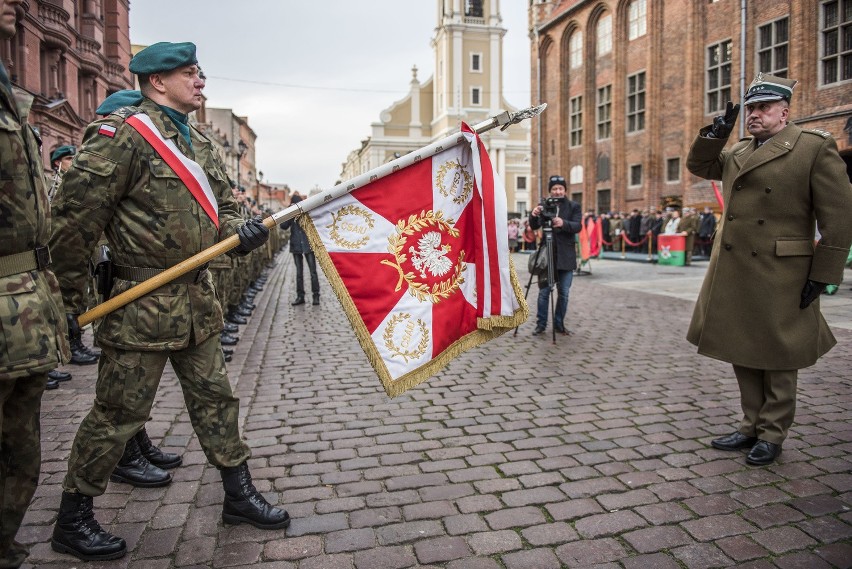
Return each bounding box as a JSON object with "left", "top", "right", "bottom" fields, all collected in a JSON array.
[
  {"left": 744, "top": 72, "right": 797, "bottom": 104},
  {"left": 129, "top": 42, "right": 198, "bottom": 75},
  {"left": 50, "top": 145, "right": 76, "bottom": 164}
]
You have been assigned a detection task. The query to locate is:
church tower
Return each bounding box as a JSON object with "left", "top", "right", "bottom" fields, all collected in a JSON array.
[{"left": 340, "top": 0, "right": 532, "bottom": 215}]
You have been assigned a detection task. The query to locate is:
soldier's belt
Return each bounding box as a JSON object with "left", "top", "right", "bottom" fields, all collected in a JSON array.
[
  {"left": 113, "top": 264, "right": 209, "bottom": 284},
  {"left": 0, "top": 246, "right": 52, "bottom": 278}
]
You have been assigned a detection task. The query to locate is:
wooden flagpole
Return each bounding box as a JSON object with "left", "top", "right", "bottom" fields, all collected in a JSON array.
[{"left": 76, "top": 104, "right": 546, "bottom": 327}]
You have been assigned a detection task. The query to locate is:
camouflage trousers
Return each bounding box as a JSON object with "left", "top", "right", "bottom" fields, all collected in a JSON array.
[
  {"left": 0, "top": 373, "right": 46, "bottom": 569},
  {"left": 63, "top": 334, "right": 251, "bottom": 497}
]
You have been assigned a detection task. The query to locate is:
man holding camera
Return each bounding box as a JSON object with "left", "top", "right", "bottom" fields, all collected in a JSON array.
[{"left": 529, "top": 175, "right": 583, "bottom": 336}]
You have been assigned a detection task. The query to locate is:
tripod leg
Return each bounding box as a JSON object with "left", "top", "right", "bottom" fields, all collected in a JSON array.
[{"left": 514, "top": 259, "right": 539, "bottom": 337}]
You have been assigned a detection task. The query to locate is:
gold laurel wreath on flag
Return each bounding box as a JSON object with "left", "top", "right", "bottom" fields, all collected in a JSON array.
[
  {"left": 382, "top": 313, "right": 430, "bottom": 363},
  {"left": 380, "top": 210, "right": 465, "bottom": 303},
  {"left": 435, "top": 159, "right": 473, "bottom": 205},
  {"left": 327, "top": 205, "right": 376, "bottom": 250}
]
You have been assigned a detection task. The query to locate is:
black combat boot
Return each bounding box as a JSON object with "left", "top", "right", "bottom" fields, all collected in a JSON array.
[
  {"left": 46, "top": 376, "right": 59, "bottom": 390},
  {"left": 135, "top": 428, "right": 182, "bottom": 470},
  {"left": 220, "top": 332, "right": 239, "bottom": 346},
  {"left": 226, "top": 309, "right": 248, "bottom": 325},
  {"left": 48, "top": 369, "right": 72, "bottom": 382},
  {"left": 220, "top": 462, "right": 290, "bottom": 529},
  {"left": 110, "top": 437, "right": 172, "bottom": 487},
  {"left": 234, "top": 305, "right": 252, "bottom": 317},
  {"left": 223, "top": 322, "right": 239, "bottom": 333},
  {"left": 69, "top": 336, "right": 98, "bottom": 365},
  {"left": 312, "top": 293, "right": 320, "bottom": 306},
  {"left": 291, "top": 294, "right": 305, "bottom": 306},
  {"left": 51, "top": 491, "right": 126, "bottom": 561}
]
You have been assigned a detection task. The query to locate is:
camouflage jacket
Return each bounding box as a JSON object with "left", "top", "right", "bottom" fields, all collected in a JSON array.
[
  {"left": 0, "top": 75, "right": 70, "bottom": 379},
  {"left": 50, "top": 98, "right": 243, "bottom": 350}
]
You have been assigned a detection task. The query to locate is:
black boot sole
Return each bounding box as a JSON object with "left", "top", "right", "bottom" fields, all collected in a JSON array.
[
  {"left": 51, "top": 539, "right": 126, "bottom": 561},
  {"left": 109, "top": 472, "right": 172, "bottom": 488},
  {"left": 222, "top": 512, "right": 291, "bottom": 530}
]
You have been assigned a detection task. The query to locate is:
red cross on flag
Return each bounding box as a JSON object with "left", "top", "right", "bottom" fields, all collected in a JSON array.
[{"left": 303, "top": 123, "right": 528, "bottom": 396}]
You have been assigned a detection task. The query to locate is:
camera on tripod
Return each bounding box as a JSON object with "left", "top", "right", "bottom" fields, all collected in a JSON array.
[{"left": 540, "top": 197, "right": 562, "bottom": 225}]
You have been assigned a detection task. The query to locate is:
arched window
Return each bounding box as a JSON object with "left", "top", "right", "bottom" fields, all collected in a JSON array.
[
  {"left": 569, "top": 31, "right": 583, "bottom": 69},
  {"left": 596, "top": 14, "right": 612, "bottom": 56},
  {"left": 628, "top": 0, "right": 647, "bottom": 40}
]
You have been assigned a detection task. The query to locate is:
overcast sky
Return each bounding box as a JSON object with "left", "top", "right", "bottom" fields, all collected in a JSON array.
[{"left": 129, "top": 1, "right": 532, "bottom": 194}]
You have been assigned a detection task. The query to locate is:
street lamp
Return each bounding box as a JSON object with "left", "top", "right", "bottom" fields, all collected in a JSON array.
[{"left": 236, "top": 139, "right": 247, "bottom": 192}]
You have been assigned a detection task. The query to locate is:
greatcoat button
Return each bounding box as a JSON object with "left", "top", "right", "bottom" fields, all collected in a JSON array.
[
  {"left": 724, "top": 244, "right": 732, "bottom": 250},
  {"left": 728, "top": 214, "right": 734, "bottom": 221},
  {"left": 765, "top": 187, "right": 772, "bottom": 193},
  {"left": 758, "top": 219, "right": 765, "bottom": 224},
  {"left": 752, "top": 251, "right": 757, "bottom": 256},
  {"left": 736, "top": 185, "right": 743, "bottom": 191}
]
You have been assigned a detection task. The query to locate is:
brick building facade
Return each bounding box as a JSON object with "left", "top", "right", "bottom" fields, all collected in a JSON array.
[
  {"left": 530, "top": 0, "right": 852, "bottom": 213},
  {"left": 0, "top": 0, "right": 133, "bottom": 172}
]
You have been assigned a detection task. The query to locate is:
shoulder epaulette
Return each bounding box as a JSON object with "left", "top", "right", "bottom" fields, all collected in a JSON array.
[
  {"left": 803, "top": 128, "right": 832, "bottom": 139},
  {"left": 109, "top": 106, "right": 141, "bottom": 120}
]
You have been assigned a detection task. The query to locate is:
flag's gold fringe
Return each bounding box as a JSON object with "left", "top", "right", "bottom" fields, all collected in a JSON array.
[{"left": 301, "top": 214, "right": 528, "bottom": 398}]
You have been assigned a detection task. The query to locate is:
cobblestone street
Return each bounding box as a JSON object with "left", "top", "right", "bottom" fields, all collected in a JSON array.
[{"left": 20, "top": 253, "right": 852, "bottom": 569}]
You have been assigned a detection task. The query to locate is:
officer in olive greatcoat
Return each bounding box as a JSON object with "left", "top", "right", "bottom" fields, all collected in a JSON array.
[
  {"left": 687, "top": 73, "right": 852, "bottom": 466},
  {"left": 48, "top": 42, "right": 289, "bottom": 562},
  {"left": 0, "top": 1, "right": 71, "bottom": 566}
]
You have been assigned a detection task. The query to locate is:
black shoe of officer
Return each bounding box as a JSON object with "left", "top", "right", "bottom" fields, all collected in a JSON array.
[
  {"left": 223, "top": 322, "right": 239, "bottom": 334},
  {"left": 221, "top": 462, "right": 290, "bottom": 529},
  {"left": 135, "top": 428, "right": 182, "bottom": 470},
  {"left": 238, "top": 301, "right": 255, "bottom": 313},
  {"left": 220, "top": 332, "right": 239, "bottom": 346},
  {"left": 223, "top": 352, "right": 233, "bottom": 363},
  {"left": 240, "top": 298, "right": 256, "bottom": 309},
  {"left": 49, "top": 369, "right": 72, "bottom": 382},
  {"left": 46, "top": 376, "right": 60, "bottom": 390},
  {"left": 69, "top": 336, "right": 99, "bottom": 365},
  {"left": 226, "top": 310, "right": 248, "bottom": 325},
  {"left": 234, "top": 306, "right": 252, "bottom": 317},
  {"left": 222, "top": 348, "right": 234, "bottom": 357},
  {"left": 110, "top": 437, "right": 172, "bottom": 488},
  {"left": 291, "top": 295, "right": 305, "bottom": 306},
  {"left": 51, "top": 491, "right": 127, "bottom": 561},
  {"left": 312, "top": 294, "right": 320, "bottom": 306}
]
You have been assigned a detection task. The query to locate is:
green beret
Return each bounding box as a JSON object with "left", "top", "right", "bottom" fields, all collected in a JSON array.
[
  {"left": 50, "top": 145, "right": 76, "bottom": 164},
  {"left": 129, "top": 42, "right": 197, "bottom": 75},
  {"left": 95, "top": 90, "right": 144, "bottom": 116}
]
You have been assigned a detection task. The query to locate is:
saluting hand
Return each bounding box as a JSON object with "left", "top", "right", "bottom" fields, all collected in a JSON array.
[{"left": 709, "top": 101, "right": 740, "bottom": 139}]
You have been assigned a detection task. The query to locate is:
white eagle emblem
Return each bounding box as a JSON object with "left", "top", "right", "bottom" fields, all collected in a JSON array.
[{"left": 409, "top": 231, "right": 453, "bottom": 278}]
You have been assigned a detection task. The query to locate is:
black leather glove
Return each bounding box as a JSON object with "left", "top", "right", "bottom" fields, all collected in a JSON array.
[
  {"left": 800, "top": 279, "right": 827, "bottom": 309},
  {"left": 234, "top": 216, "right": 269, "bottom": 255},
  {"left": 66, "top": 313, "right": 82, "bottom": 341},
  {"left": 708, "top": 101, "right": 740, "bottom": 139}
]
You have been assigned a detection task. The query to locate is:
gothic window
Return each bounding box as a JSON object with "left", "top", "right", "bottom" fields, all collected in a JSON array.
[
  {"left": 597, "top": 85, "right": 612, "bottom": 140},
  {"left": 667, "top": 157, "right": 681, "bottom": 182},
  {"left": 597, "top": 14, "right": 613, "bottom": 56},
  {"left": 627, "top": 71, "right": 646, "bottom": 132},
  {"left": 596, "top": 152, "right": 610, "bottom": 182},
  {"left": 758, "top": 17, "right": 789, "bottom": 76},
  {"left": 820, "top": 0, "right": 852, "bottom": 84},
  {"left": 569, "top": 95, "right": 583, "bottom": 147},
  {"left": 706, "top": 40, "right": 732, "bottom": 113},
  {"left": 628, "top": 0, "right": 647, "bottom": 40},
  {"left": 569, "top": 32, "right": 583, "bottom": 69}
]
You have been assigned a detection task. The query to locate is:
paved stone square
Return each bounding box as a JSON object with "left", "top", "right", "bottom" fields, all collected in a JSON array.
[{"left": 20, "top": 253, "right": 852, "bottom": 568}]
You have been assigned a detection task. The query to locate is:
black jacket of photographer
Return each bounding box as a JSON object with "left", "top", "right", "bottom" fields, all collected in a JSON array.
[{"left": 529, "top": 197, "right": 583, "bottom": 271}]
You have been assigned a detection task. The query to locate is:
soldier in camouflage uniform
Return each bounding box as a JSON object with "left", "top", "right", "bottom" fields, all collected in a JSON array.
[
  {"left": 0, "top": 1, "right": 71, "bottom": 567},
  {"left": 47, "top": 42, "right": 289, "bottom": 562}
]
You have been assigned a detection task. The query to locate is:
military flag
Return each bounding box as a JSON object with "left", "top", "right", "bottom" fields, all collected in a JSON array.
[{"left": 303, "top": 123, "right": 528, "bottom": 396}]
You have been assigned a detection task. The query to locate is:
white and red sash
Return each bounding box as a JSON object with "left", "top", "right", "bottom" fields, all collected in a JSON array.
[{"left": 125, "top": 113, "right": 219, "bottom": 228}]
